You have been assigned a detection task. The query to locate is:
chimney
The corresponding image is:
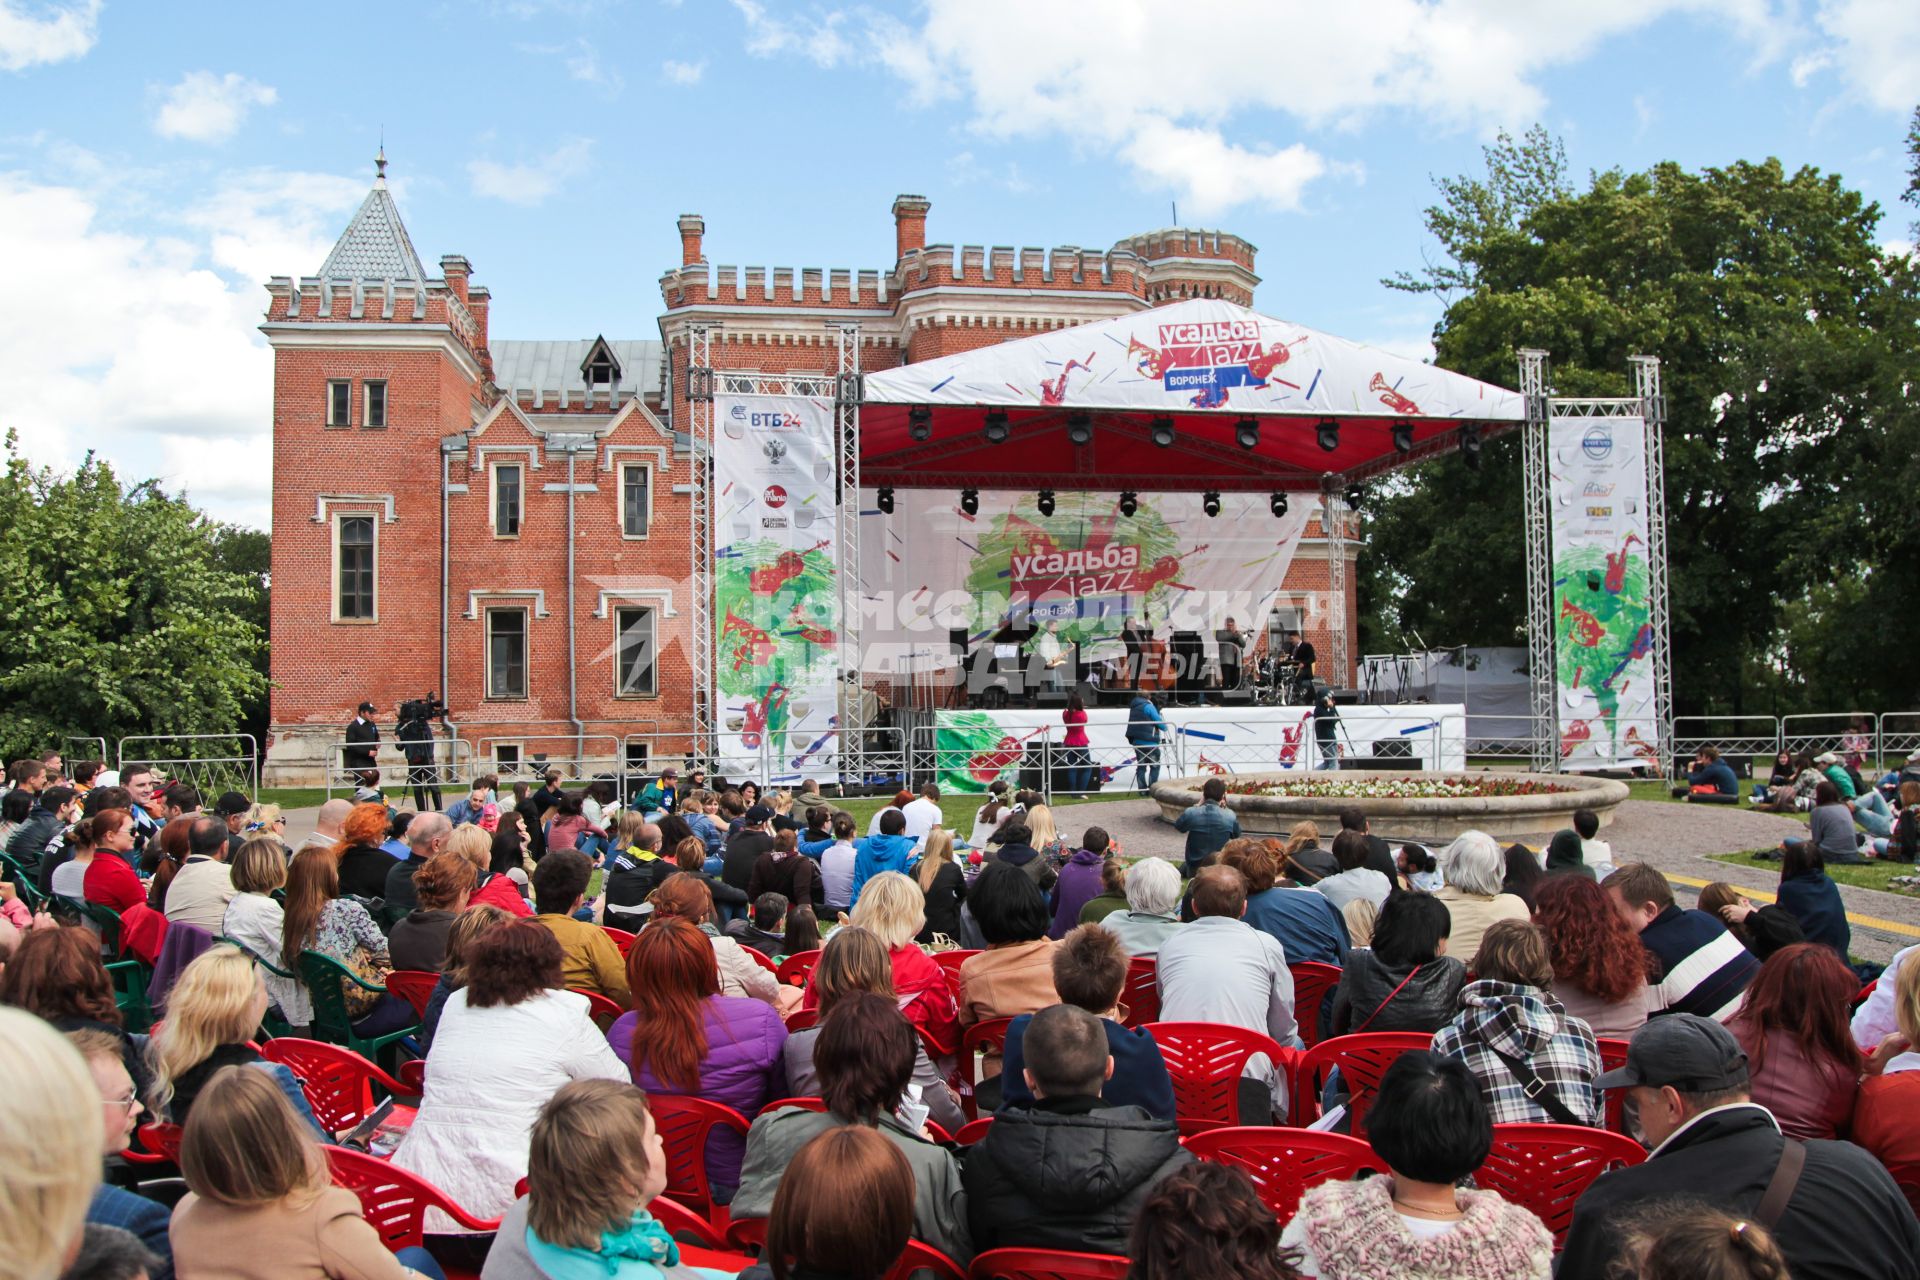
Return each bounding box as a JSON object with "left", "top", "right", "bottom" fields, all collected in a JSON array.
[
  {"left": 468, "top": 284, "right": 492, "bottom": 372},
  {"left": 439, "top": 254, "right": 471, "bottom": 302},
  {"left": 677, "top": 214, "right": 706, "bottom": 266},
  {"left": 892, "top": 195, "right": 931, "bottom": 260}
]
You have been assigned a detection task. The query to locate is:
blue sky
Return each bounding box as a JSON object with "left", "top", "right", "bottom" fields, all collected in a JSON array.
[{"left": 1, "top": 0, "right": 1914, "bottom": 530}]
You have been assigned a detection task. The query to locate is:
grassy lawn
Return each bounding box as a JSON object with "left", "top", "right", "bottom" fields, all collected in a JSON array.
[
  {"left": 1710, "top": 849, "right": 1916, "bottom": 896},
  {"left": 830, "top": 790, "right": 1115, "bottom": 832},
  {"left": 259, "top": 787, "right": 332, "bottom": 810}
]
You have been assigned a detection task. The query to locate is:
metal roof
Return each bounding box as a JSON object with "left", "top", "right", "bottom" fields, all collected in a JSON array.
[
  {"left": 491, "top": 339, "right": 664, "bottom": 400},
  {"left": 317, "top": 181, "right": 428, "bottom": 282}
]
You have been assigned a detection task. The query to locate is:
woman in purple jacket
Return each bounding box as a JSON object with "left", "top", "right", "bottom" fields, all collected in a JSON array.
[
  {"left": 608, "top": 917, "right": 787, "bottom": 1198},
  {"left": 1049, "top": 826, "right": 1113, "bottom": 939}
]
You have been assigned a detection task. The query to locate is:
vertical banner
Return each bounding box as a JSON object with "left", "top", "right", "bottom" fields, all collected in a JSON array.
[
  {"left": 713, "top": 394, "right": 842, "bottom": 782},
  {"left": 1548, "top": 416, "right": 1659, "bottom": 771}
]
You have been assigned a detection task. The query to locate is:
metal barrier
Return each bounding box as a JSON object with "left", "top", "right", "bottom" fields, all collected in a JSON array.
[
  {"left": 1672, "top": 716, "right": 1780, "bottom": 769},
  {"left": 1782, "top": 713, "right": 1878, "bottom": 768},
  {"left": 1434, "top": 715, "right": 1553, "bottom": 769},
  {"left": 117, "top": 734, "right": 259, "bottom": 803},
  {"left": 467, "top": 734, "right": 625, "bottom": 788},
  {"left": 322, "top": 736, "right": 475, "bottom": 801},
  {"left": 62, "top": 736, "right": 109, "bottom": 768},
  {"left": 1881, "top": 713, "right": 1920, "bottom": 768}
]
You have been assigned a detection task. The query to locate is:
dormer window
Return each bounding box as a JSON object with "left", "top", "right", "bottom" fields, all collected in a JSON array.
[{"left": 581, "top": 335, "right": 621, "bottom": 388}]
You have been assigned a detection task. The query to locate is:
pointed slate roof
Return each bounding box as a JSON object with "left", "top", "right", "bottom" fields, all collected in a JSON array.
[{"left": 317, "top": 158, "right": 428, "bottom": 282}]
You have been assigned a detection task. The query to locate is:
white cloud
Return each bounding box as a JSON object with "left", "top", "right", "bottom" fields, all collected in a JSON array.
[
  {"left": 0, "top": 0, "right": 98, "bottom": 72},
  {"left": 662, "top": 57, "right": 706, "bottom": 85},
  {"left": 153, "top": 71, "right": 278, "bottom": 143},
  {"left": 467, "top": 137, "right": 594, "bottom": 206},
  {"left": 1807, "top": 0, "right": 1920, "bottom": 110},
  {"left": 0, "top": 163, "right": 364, "bottom": 529},
  {"left": 736, "top": 0, "right": 1848, "bottom": 215}
]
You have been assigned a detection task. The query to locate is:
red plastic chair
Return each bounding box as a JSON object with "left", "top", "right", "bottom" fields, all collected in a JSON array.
[
  {"left": 125, "top": 1121, "right": 182, "bottom": 1165},
  {"left": 961, "top": 1016, "right": 1016, "bottom": 1119},
  {"left": 399, "top": 1059, "right": 427, "bottom": 1094},
  {"left": 777, "top": 948, "right": 822, "bottom": 987},
  {"left": 894, "top": 1241, "right": 966, "bottom": 1279},
  {"left": 648, "top": 1095, "right": 752, "bottom": 1231},
  {"left": 744, "top": 946, "right": 779, "bottom": 974},
  {"left": 1595, "top": 1037, "right": 1631, "bottom": 1134},
  {"left": 1120, "top": 956, "right": 1158, "bottom": 1029},
  {"left": 954, "top": 1117, "right": 994, "bottom": 1145},
  {"left": 1288, "top": 961, "right": 1343, "bottom": 1047},
  {"left": 1478, "top": 1123, "right": 1647, "bottom": 1248},
  {"left": 725, "top": 1215, "right": 769, "bottom": 1252},
  {"left": 1183, "top": 1126, "right": 1387, "bottom": 1223},
  {"left": 784, "top": 1007, "right": 820, "bottom": 1032},
  {"left": 1885, "top": 1159, "right": 1920, "bottom": 1218},
  {"left": 568, "top": 986, "right": 628, "bottom": 1030},
  {"left": 1294, "top": 1032, "right": 1432, "bottom": 1135},
  {"left": 261, "top": 1038, "right": 419, "bottom": 1133},
  {"left": 966, "top": 1247, "right": 1131, "bottom": 1279},
  {"left": 383, "top": 970, "right": 439, "bottom": 1019},
  {"left": 604, "top": 926, "right": 638, "bottom": 957},
  {"left": 650, "top": 1195, "right": 726, "bottom": 1248},
  {"left": 1140, "top": 1022, "right": 1296, "bottom": 1135},
  {"left": 932, "top": 949, "right": 979, "bottom": 1004},
  {"left": 758, "top": 1096, "right": 827, "bottom": 1117},
  {"left": 324, "top": 1145, "right": 500, "bottom": 1273}
]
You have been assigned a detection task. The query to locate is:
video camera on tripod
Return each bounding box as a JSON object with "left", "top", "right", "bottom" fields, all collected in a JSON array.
[{"left": 397, "top": 693, "right": 449, "bottom": 725}]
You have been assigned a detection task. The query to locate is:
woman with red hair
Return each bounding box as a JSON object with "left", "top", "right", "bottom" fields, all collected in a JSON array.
[
  {"left": 333, "top": 802, "right": 397, "bottom": 901},
  {"left": 1531, "top": 874, "right": 1660, "bottom": 1038},
  {"left": 611, "top": 917, "right": 787, "bottom": 1200},
  {"left": 1728, "top": 942, "right": 1865, "bottom": 1140}
]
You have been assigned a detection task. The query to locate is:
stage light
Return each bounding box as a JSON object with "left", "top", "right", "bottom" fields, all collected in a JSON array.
[
  {"left": 1119, "top": 490, "right": 1138, "bottom": 517},
  {"left": 1391, "top": 420, "right": 1414, "bottom": 454},
  {"left": 1150, "top": 416, "right": 1176, "bottom": 448},
  {"left": 1067, "top": 412, "right": 1092, "bottom": 447},
  {"left": 1270, "top": 492, "right": 1289, "bottom": 517},
  {"left": 1345, "top": 484, "right": 1367, "bottom": 508},
  {"left": 983, "top": 410, "right": 1010, "bottom": 445},
  {"left": 1460, "top": 423, "right": 1483, "bottom": 470},
  {"left": 1037, "top": 489, "right": 1056, "bottom": 517},
  {"left": 1316, "top": 418, "right": 1341, "bottom": 453},
  {"left": 1235, "top": 417, "right": 1260, "bottom": 450},
  {"left": 908, "top": 405, "right": 933, "bottom": 442},
  {"left": 877, "top": 486, "right": 895, "bottom": 514},
  {"left": 960, "top": 488, "right": 979, "bottom": 516},
  {"left": 1203, "top": 490, "right": 1222, "bottom": 518}
]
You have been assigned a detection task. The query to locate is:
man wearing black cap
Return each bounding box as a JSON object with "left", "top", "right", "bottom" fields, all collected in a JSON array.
[
  {"left": 213, "top": 790, "right": 252, "bottom": 856},
  {"left": 343, "top": 702, "right": 380, "bottom": 778},
  {"left": 1560, "top": 1014, "right": 1920, "bottom": 1280},
  {"left": 721, "top": 804, "right": 775, "bottom": 894}
]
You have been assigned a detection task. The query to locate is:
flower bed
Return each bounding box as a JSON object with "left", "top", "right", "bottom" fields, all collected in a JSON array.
[{"left": 1223, "top": 775, "right": 1578, "bottom": 800}]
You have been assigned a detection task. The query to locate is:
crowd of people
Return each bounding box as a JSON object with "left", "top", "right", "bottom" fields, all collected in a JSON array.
[{"left": 3, "top": 748, "right": 1920, "bottom": 1280}]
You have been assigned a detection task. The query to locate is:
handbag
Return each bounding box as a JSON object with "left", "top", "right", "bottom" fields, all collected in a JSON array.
[{"left": 340, "top": 941, "right": 391, "bottom": 1019}]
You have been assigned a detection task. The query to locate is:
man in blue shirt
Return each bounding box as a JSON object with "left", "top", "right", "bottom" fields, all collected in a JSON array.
[
  {"left": 1126, "top": 692, "right": 1166, "bottom": 792},
  {"left": 850, "top": 808, "right": 916, "bottom": 906},
  {"left": 69, "top": 1029, "right": 174, "bottom": 1279},
  {"left": 1677, "top": 746, "right": 1740, "bottom": 805},
  {"left": 1171, "top": 776, "right": 1240, "bottom": 877}
]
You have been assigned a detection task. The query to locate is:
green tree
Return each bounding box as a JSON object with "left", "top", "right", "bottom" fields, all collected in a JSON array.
[
  {"left": 1365, "top": 131, "right": 1920, "bottom": 715},
  {"left": 0, "top": 439, "right": 267, "bottom": 759}
]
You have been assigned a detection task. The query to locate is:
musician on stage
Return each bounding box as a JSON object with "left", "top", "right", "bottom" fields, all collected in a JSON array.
[
  {"left": 1032, "top": 619, "right": 1070, "bottom": 694},
  {"left": 1121, "top": 615, "right": 1149, "bottom": 690},
  {"left": 1284, "top": 628, "right": 1317, "bottom": 700},
  {"left": 1215, "top": 616, "right": 1247, "bottom": 699}
]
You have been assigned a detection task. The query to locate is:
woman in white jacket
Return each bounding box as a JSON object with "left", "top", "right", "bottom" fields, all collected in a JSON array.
[{"left": 390, "top": 918, "right": 625, "bottom": 1240}]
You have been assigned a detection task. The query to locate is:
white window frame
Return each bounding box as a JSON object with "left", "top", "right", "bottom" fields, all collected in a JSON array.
[
  {"left": 620, "top": 462, "right": 652, "bottom": 539},
  {"left": 363, "top": 379, "right": 388, "bottom": 429},
  {"left": 325, "top": 380, "right": 352, "bottom": 428},
  {"left": 491, "top": 461, "right": 524, "bottom": 539},
  {"left": 485, "top": 606, "right": 529, "bottom": 700},
  {"left": 613, "top": 604, "right": 659, "bottom": 699},
  {"left": 330, "top": 511, "right": 379, "bottom": 623}
]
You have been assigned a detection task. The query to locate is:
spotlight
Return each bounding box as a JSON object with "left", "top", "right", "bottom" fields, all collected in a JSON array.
[
  {"left": 1460, "top": 423, "right": 1483, "bottom": 470},
  {"left": 1203, "top": 490, "right": 1222, "bottom": 518},
  {"left": 960, "top": 488, "right": 979, "bottom": 516},
  {"left": 1316, "top": 418, "right": 1341, "bottom": 453},
  {"left": 877, "top": 486, "right": 895, "bottom": 515},
  {"left": 1067, "top": 412, "right": 1092, "bottom": 447},
  {"left": 1391, "top": 420, "right": 1414, "bottom": 454},
  {"left": 908, "top": 405, "right": 933, "bottom": 442},
  {"left": 983, "top": 410, "right": 1010, "bottom": 445},
  {"left": 1150, "top": 416, "right": 1176, "bottom": 448},
  {"left": 1037, "top": 489, "right": 1056, "bottom": 517},
  {"left": 1118, "top": 491, "right": 1138, "bottom": 518},
  {"left": 1345, "top": 484, "right": 1367, "bottom": 508},
  {"left": 1270, "top": 492, "right": 1288, "bottom": 517},
  {"left": 1234, "top": 417, "right": 1260, "bottom": 450}
]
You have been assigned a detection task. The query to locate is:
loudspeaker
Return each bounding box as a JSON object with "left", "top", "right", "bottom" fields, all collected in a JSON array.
[
  {"left": 1340, "top": 755, "right": 1418, "bottom": 771},
  {"left": 1330, "top": 688, "right": 1365, "bottom": 705},
  {"left": 1170, "top": 632, "right": 1205, "bottom": 695}
]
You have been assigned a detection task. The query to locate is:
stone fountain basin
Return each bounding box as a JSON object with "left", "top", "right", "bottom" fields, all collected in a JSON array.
[{"left": 1149, "top": 770, "right": 1631, "bottom": 844}]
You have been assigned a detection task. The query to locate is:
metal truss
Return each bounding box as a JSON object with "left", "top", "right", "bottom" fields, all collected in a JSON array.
[
  {"left": 1633, "top": 355, "right": 1675, "bottom": 777},
  {"left": 1518, "top": 350, "right": 1556, "bottom": 771},
  {"left": 1323, "top": 487, "right": 1349, "bottom": 689},
  {"left": 834, "top": 324, "right": 865, "bottom": 787},
  {"left": 687, "top": 323, "right": 715, "bottom": 767}
]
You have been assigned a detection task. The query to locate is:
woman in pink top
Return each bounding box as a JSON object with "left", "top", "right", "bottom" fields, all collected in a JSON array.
[
  {"left": 1061, "top": 690, "right": 1093, "bottom": 795},
  {"left": 1728, "top": 942, "right": 1864, "bottom": 1140}
]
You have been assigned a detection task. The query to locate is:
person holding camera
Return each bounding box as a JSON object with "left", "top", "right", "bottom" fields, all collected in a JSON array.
[{"left": 396, "top": 699, "right": 444, "bottom": 812}]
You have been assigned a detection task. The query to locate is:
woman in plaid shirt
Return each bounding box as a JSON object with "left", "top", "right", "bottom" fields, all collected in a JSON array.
[{"left": 1431, "top": 919, "right": 1603, "bottom": 1126}]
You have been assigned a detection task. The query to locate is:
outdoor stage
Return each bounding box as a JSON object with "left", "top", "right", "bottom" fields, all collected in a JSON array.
[{"left": 918, "top": 703, "right": 1467, "bottom": 795}]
